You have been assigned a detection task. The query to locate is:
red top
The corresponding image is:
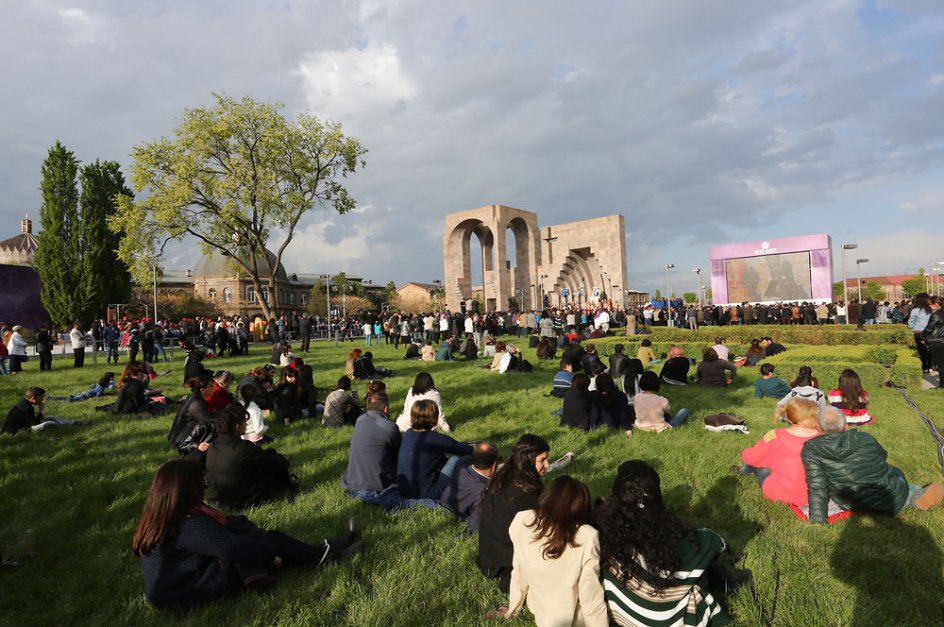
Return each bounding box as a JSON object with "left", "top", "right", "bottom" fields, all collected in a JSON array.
[
  {"left": 741, "top": 429, "right": 819, "bottom": 506},
  {"left": 828, "top": 390, "right": 873, "bottom": 425},
  {"left": 204, "top": 382, "right": 233, "bottom": 414}
]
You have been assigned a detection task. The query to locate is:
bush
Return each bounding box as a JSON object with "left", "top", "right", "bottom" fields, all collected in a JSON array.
[{"left": 624, "top": 325, "right": 914, "bottom": 346}]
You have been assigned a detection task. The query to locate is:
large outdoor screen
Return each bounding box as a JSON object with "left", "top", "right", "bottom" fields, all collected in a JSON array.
[{"left": 725, "top": 251, "right": 813, "bottom": 303}]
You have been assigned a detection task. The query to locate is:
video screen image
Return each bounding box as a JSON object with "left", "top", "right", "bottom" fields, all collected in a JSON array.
[{"left": 725, "top": 251, "right": 812, "bottom": 303}]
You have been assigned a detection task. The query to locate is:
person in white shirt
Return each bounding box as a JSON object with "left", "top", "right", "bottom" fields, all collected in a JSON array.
[
  {"left": 395, "top": 372, "right": 450, "bottom": 432},
  {"left": 711, "top": 337, "right": 730, "bottom": 362},
  {"left": 6, "top": 325, "right": 28, "bottom": 374},
  {"left": 69, "top": 322, "right": 88, "bottom": 368},
  {"left": 239, "top": 386, "right": 269, "bottom": 444}
]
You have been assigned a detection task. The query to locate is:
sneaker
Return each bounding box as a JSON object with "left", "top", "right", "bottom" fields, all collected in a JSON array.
[
  {"left": 914, "top": 483, "right": 944, "bottom": 510},
  {"left": 548, "top": 452, "right": 574, "bottom": 472}
]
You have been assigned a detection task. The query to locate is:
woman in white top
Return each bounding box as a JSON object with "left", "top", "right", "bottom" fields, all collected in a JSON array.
[
  {"left": 396, "top": 372, "right": 450, "bottom": 432},
  {"left": 503, "top": 475, "right": 607, "bottom": 627},
  {"left": 6, "top": 325, "right": 28, "bottom": 374},
  {"left": 238, "top": 385, "right": 268, "bottom": 444}
]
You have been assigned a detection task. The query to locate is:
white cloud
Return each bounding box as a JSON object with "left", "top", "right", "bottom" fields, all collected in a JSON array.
[{"left": 899, "top": 188, "right": 944, "bottom": 212}]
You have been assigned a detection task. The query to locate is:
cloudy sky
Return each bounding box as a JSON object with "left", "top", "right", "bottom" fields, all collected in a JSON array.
[{"left": 2, "top": 0, "right": 943, "bottom": 297}]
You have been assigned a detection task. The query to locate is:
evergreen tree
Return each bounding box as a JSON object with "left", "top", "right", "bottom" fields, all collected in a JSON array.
[
  {"left": 34, "top": 141, "right": 81, "bottom": 327},
  {"left": 79, "top": 160, "right": 133, "bottom": 318}
]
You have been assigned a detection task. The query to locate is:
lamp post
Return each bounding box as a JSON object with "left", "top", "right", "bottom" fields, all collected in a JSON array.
[
  {"left": 692, "top": 268, "right": 703, "bottom": 305},
  {"left": 664, "top": 264, "right": 674, "bottom": 308},
  {"left": 855, "top": 258, "right": 869, "bottom": 302},
  {"left": 433, "top": 279, "right": 442, "bottom": 313},
  {"left": 841, "top": 244, "right": 857, "bottom": 324}
]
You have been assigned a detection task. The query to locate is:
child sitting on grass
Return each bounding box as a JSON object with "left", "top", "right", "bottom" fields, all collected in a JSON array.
[
  {"left": 3, "top": 387, "right": 91, "bottom": 435},
  {"left": 632, "top": 372, "right": 689, "bottom": 433},
  {"left": 828, "top": 368, "right": 873, "bottom": 426},
  {"left": 753, "top": 364, "right": 791, "bottom": 399},
  {"left": 736, "top": 397, "right": 820, "bottom": 506}
]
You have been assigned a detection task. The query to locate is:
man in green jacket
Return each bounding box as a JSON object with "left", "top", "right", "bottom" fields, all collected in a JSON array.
[{"left": 801, "top": 407, "right": 944, "bottom": 523}]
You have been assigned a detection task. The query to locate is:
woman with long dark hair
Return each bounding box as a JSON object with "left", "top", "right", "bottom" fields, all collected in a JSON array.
[
  {"left": 395, "top": 372, "right": 450, "bottom": 432},
  {"left": 168, "top": 374, "right": 216, "bottom": 462},
  {"left": 133, "top": 459, "right": 361, "bottom": 610},
  {"left": 827, "top": 368, "right": 874, "bottom": 426},
  {"left": 478, "top": 434, "right": 550, "bottom": 593},
  {"left": 909, "top": 293, "right": 934, "bottom": 372},
  {"left": 597, "top": 460, "right": 748, "bottom": 626},
  {"left": 503, "top": 476, "right": 607, "bottom": 626},
  {"left": 590, "top": 373, "right": 634, "bottom": 437},
  {"left": 273, "top": 366, "right": 301, "bottom": 426}
]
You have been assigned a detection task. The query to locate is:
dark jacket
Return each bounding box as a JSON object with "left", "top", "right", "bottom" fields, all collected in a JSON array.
[
  {"left": 608, "top": 353, "right": 628, "bottom": 380},
  {"left": 108, "top": 378, "right": 147, "bottom": 414},
  {"left": 561, "top": 388, "right": 593, "bottom": 431},
  {"left": 659, "top": 357, "right": 691, "bottom": 384},
  {"left": 4, "top": 398, "right": 40, "bottom": 435},
  {"left": 205, "top": 434, "right": 290, "bottom": 508},
  {"left": 922, "top": 309, "right": 944, "bottom": 345},
  {"left": 341, "top": 411, "right": 401, "bottom": 493},
  {"left": 273, "top": 382, "right": 300, "bottom": 422},
  {"left": 440, "top": 457, "right": 490, "bottom": 532},
  {"left": 696, "top": 359, "right": 735, "bottom": 387},
  {"left": 801, "top": 430, "right": 909, "bottom": 524},
  {"left": 591, "top": 390, "right": 634, "bottom": 431},
  {"left": 168, "top": 395, "right": 215, "bottom": 455},
  {"left": 580, "top": 352, "right": 602, "bottom": 376},
  {"left": 478, "top": 484, "right": 541, "bottom": 575},
  {"left": 397, "top": 430, "right": 473, "bottom": 499},
  {"left": 183, "top": 354, "right": 211, "bottom": 385}
]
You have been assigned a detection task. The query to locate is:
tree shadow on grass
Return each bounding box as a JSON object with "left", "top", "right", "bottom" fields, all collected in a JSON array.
[{"left": 832, "top": 514, "right": 944, "bottom": 626}]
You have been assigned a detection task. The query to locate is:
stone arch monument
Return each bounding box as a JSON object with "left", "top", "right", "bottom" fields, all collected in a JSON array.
[{"left": 444, "top": 205, "right": 627, "bottom": 312}]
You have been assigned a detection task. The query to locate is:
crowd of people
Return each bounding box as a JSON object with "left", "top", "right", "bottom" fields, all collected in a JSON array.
[{"left": 4, "top": 291, "right": 944, "bottom": 624}]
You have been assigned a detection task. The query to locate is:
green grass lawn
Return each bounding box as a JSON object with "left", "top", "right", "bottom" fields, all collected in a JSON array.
[{"left": 1, "top": 337, "right": 943, "bottom": 626}]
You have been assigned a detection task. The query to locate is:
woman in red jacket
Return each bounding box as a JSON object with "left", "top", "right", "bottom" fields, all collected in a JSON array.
[{"left": 736, "top": 397, "right": 820, "bottom": 506}]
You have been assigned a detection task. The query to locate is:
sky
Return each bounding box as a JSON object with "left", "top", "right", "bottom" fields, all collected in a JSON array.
[{"left": 2, "top": 0, "right": 944, "bottom": 298}]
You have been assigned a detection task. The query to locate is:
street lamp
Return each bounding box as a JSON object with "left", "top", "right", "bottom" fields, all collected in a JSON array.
[
  {"left": 664, "top": 264, "right": 674, "bottom": 309},
  {"left": 855, "top": 258, "right": 869, "bottom": 302},
  {"left": 692, "top": 268, "right": 703, "bottom": 305},
  {"left": 841, "top": 244, "right": 857, "bottom": 324}
]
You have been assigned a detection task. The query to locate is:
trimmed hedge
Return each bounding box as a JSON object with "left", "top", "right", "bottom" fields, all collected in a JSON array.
[{"left": 618, "top": 325, "right": 914, "bottom": 346}]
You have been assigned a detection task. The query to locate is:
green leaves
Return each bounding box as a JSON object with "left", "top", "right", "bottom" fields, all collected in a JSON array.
[{"left": 113, "top": 94, "right": 367, "bottom": 319}]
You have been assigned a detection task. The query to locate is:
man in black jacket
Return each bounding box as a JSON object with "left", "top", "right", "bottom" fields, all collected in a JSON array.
[
  {"left": 4, "top": 387, "right": 89, "bottom": 435},
  {"left": 440, "top": 442, "right": 499, "bottom": 534}
]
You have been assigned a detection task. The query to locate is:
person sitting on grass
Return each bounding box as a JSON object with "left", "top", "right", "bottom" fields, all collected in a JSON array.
[
  {"left": 827, "top": 368, "right": 873, "bottom": 426},
  {"left": 560, "top": 373, "right": 594, "bottom": 432},
  {"left": 636, "top": 338, "right": 660, "bottom": 367},
  {"left": 297, "top": 365, "right": 323, "bottom": 419},
  {"left": 168, "top": 374, "right": 216, "bottom": 463},
  {"left": 440, "top": 441, "right": 500, "bottom": 534},
  {"left": 736, "top": 398, "right": 820, "bottom": 506},
  {"left": 322, "top": 376, "right": 362, "bottom": 428},
  {"left": 273, "top": 366, "right": 301, "bottom": 427},
  {"left": 659, "top": 345, "right": 691, "bottom": 386},
  {"left": 278, "top": 342, "right": 296, "bottom": 368},
  {"left": 182, "top": 344, "right": 211, "bottom": 386},
  {"left": 745, "top": 339, "right": 766, "bottom": 367},
  {"left": 608, "top": 344, "right": 628, "bottom": 389},
  {"left": 753, "top": 363, "right": 791, "bottom": 399},
  {"left": 549, "top": 358, "right": 574, "bottom": 399},
  {"left": 403, "top": 338, "right": 423, "bottom": 360},
  {"left": 485, "top": 341, "right": 507, "bottom": 371},
  {"left": 623, "top": 358, "right": 645, "bottom": 402},
  {"left": 48, "top": 372, "right": 116, "bottom": 402},
  {"left": 204, "top": 370, "right": 235, "bottom": 414},
  {"left": 499, "top": 476, "right": 608, "bottom": 626},
  {"left": 340, "top": 390, "right": 402, "bottom": 507},
  {"left": 435, "top": 336, "right": 459, "bottom": 361},
  {"left": 239, "top": 385, "right": 269, "bottom": 446},
  {"left": 133, "top": 459, "right": 361, "bottom": 611},
  {"left": 421, "top": 341, "right": 436, "bottom": 362},
  {"left": 104, "top": 362, "right": 166, "bottom": 415},
  {"left": 801, "top": 406, "right": 944, "bottom": 524},
  {"left": 695, "top": 347, "right": 736, "bottom": 387},
  {"left": 597, "top": 460, "right": 750, "bottom": 626},
  {"left": 632, "top": 372, "right": 690, "bottom": 432},
  {"left": 762, "top": 336, "right": 787, "bottom": 357},
  {"left": 396, "top": 399, "right": 473, "bottom": 501},
  {"left": 710, "top": 337, "right": 730, "bottom": 361},
  {"left": 587, "top": 360, "right": 607, "bottom": 391},
  {"left": 479, "top": 434, "right": 550, "bottom": 594},
  {"left": 237, "top": 367, "right": 272, "bottom": 411},
  {"left": 535, "top": 337, "right": 556, "bottom": 361},
  {"left": 580, "top": 343, "right": 603, "bottom": 376},
  {"left": 396, "top": 372, "right": 450, "bottom": 433},
  {"left": 776, "top": 365, "right": 828, "bottom": 413},
  {"left": 591, "top": 373, "right": 634, "bottom": 438},
  {"left": 462, "top": 335, "right": 479, "bottom": 360},
  {"left": 3, "top": 387, "right": 91, "bottom": 435},
  {"left": 345, "top": 348, "right": 363, "bottom": 380},
  {"left": 204, "top": 402, "right": 298, "bottom": 509}
]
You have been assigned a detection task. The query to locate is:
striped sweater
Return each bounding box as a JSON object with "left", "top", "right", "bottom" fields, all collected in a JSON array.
[{"left": 603, "top": 528, "right": 729, "bottom": 626}]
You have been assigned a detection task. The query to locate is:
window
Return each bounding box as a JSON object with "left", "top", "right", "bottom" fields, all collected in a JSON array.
[
  {"left": 246, "top": 287, "right": 255, "bottom": 303},
  {"left": 223, "top": 287, "right": 232, "bottom": 303},
  {"left": 289, "top": 292, "right": 297, "bottom": 305},
  {"left": 208, "top": 288, "right": 217, "bottom": 300},
  {"left": 261, "top": 288, "right": 269, "bottom": 303},
  {"left": 279, "top": 289, "right": 287, "bottom": 303},
  {"left": 300, "top": 293, "right": 309, "bottom": 306}
]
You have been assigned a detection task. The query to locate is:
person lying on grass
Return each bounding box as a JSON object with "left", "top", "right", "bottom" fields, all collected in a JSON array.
[
  {"left": 47, "top": 371, "right": 115, "bottom": 402},
  {"left": 736, "top": 397, "right": 820, "bottom": 506},
  {"left": 753, "top": 363, "right": 791, "bottom": 399},
  {"left": 597, "top": 460, "right": 751, "bottom": 627},
  {"left": 134, "top": 459, "right": 362, "bottom": 611},
  {"left": 632, "top": 372, "right": 690, "bottom": 433},
  {"left": 801, "top": 407, "right": 944, "bottom": 524},
  {"left": 3, "top": 387, "right": 91, "bottom": 435},
  {"left": 499, "top": 475, "right": 608, "bottom": 626},
  {"left": 827, "top": 368, "right": 873, "bottom": 426},
  {"left": 396, "top": 399, "right": 473, "bottom": 501}
]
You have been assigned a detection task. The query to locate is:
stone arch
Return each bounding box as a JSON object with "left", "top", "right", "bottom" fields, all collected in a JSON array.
[{"left": 445, "top": 218, "right": 496, "bottom": 308}]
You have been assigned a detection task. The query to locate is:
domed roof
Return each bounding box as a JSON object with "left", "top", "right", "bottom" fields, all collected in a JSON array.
[{"left": 193, "top": 248, "right": 287, "bottom": 280}]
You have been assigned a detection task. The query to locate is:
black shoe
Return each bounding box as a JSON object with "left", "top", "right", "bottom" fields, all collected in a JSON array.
[{"left": 731, "top": 464, "right": 749, "bottom": 476}]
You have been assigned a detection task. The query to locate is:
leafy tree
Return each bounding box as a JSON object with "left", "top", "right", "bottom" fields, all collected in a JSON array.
[
  {"left": 901, "top": 275, "right": 927, "bottom": 298},
  {"left": 113, "top": 93, "right": 367, "bottom": 321},
  {"left": 34, "top": 142, "right": 81, "bottom": 327},
  {"left": 654, "top": 289, "right": 661, "bottom": 299},
  {"left": 682, "top": 292, "right": 697, "bottom": 304},
  {"left": 383, "top": 281, "right": 398, "bottom": 307},
  {"left": 79, "top": 160, "right": 133, "bottom": 316},
  {"left": 861, "top": 281, "right": 887, "bottom": 302}
]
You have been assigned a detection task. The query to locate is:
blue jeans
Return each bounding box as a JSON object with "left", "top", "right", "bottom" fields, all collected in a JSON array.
[
  {"left": 741, "top": 464, "right": 772, "bottom": 487},
  {"left": 668, "top": 408, "right": 689, "bottom": 428}
]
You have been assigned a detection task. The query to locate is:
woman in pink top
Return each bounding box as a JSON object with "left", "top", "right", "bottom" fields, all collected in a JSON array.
[{"left": 737, "top": 397, "right": 820, "bottom": 505}]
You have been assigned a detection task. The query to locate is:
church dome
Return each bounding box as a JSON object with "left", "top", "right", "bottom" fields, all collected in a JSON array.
[
  {"left": 193, "top": 248, "right": 287, "bottom": 280},
  {"left": 0, "top": 216, "right": 38, "bottom": 266}
]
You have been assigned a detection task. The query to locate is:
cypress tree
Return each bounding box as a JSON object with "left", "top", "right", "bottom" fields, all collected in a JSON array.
[
  {"left": 79, "top": 160, "right": 133, "bottom": 319},
  {"left": 34, "top": 141, "right": 82, "bottom": 327}
]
